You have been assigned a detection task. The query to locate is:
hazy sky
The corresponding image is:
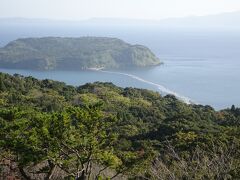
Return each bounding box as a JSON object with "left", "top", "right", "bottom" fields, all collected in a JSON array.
[{"left": 1, "top": 0, "right": 240, "bottom": 20}]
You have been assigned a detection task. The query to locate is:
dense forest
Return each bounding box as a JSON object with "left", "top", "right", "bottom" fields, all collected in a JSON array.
[
  {"left": 0, "top": 37, "right": 160, "bottom": 70},
  {"left": 0, "top": 72, "right": 239, "bottom": 179}
]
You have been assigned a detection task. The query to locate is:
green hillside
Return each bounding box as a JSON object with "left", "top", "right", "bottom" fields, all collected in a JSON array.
[
  {"left": 0, "top": 37, "right": 161, "bottom": 70},
  {"left": 0, "top": 72, "right": 239, "bottom": 179}
]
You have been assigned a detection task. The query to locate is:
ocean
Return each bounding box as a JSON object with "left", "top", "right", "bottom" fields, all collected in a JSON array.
[{"left": 0, "top": 27, "right": 240, "bottom": 110}]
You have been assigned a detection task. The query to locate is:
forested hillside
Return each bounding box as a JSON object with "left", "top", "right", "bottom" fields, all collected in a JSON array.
[
  {"left": 0, "top": 72, "right": 239, "bottom": 179},
  {"left": 0, "top": 37, "right": 160, "bottom": 70}
]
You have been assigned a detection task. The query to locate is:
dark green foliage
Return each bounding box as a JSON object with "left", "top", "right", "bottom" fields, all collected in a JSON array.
[
  {"left": 0, "top": 72, "right": 239, "bottom": 179},
  {"left": 0, "top": 37, "right": 161, "bottom": 70}
]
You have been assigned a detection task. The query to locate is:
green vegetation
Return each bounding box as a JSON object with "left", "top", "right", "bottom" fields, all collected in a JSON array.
[
  {"left": 0, "top": 37, "right": 160, "bottom": 70},
  {"left": 0, "top": 72, "right": 239, "bottom": 179}
]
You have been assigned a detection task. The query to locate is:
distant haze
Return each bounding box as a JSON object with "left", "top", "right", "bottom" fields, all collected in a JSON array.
[
  {"left": 1, "top": 11, "right": 240, "bottom": 30},
  {"left": 0, "top": 0, "right": 240, "bottom": 20}
]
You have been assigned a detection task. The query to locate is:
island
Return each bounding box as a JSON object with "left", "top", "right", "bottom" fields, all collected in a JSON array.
[{"left": 0, "top": 37, "right": 161, "bottom": 70}]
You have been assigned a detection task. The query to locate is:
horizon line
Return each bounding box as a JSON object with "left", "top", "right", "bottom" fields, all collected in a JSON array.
[{"left": 0, "top": 10, "right": 239, "bottom": 22}]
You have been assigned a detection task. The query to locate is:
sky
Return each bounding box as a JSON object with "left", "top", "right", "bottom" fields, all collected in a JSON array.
[{"left": 1, "top": 0, "right": 240, "bottom": 20}]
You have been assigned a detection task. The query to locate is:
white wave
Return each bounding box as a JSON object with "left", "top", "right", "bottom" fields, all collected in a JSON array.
[{"left": 92, "top": 69, "right": 193, "bottom": 104}]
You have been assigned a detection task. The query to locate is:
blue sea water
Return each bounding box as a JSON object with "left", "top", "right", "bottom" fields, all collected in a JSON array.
[{"left": 0, "top": 27, "right": 240, "bottom": 110}]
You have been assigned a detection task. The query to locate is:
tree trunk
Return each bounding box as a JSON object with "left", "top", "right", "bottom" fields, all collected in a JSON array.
[
  {"left": 45, "top": 160, "right": 56, "bottom": 180},
  {"left": 19, "top": 166, "right": 31, "bottom": 180},
  {"left": 76, "top": 170, "right": 87, "bottom": 180}
]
